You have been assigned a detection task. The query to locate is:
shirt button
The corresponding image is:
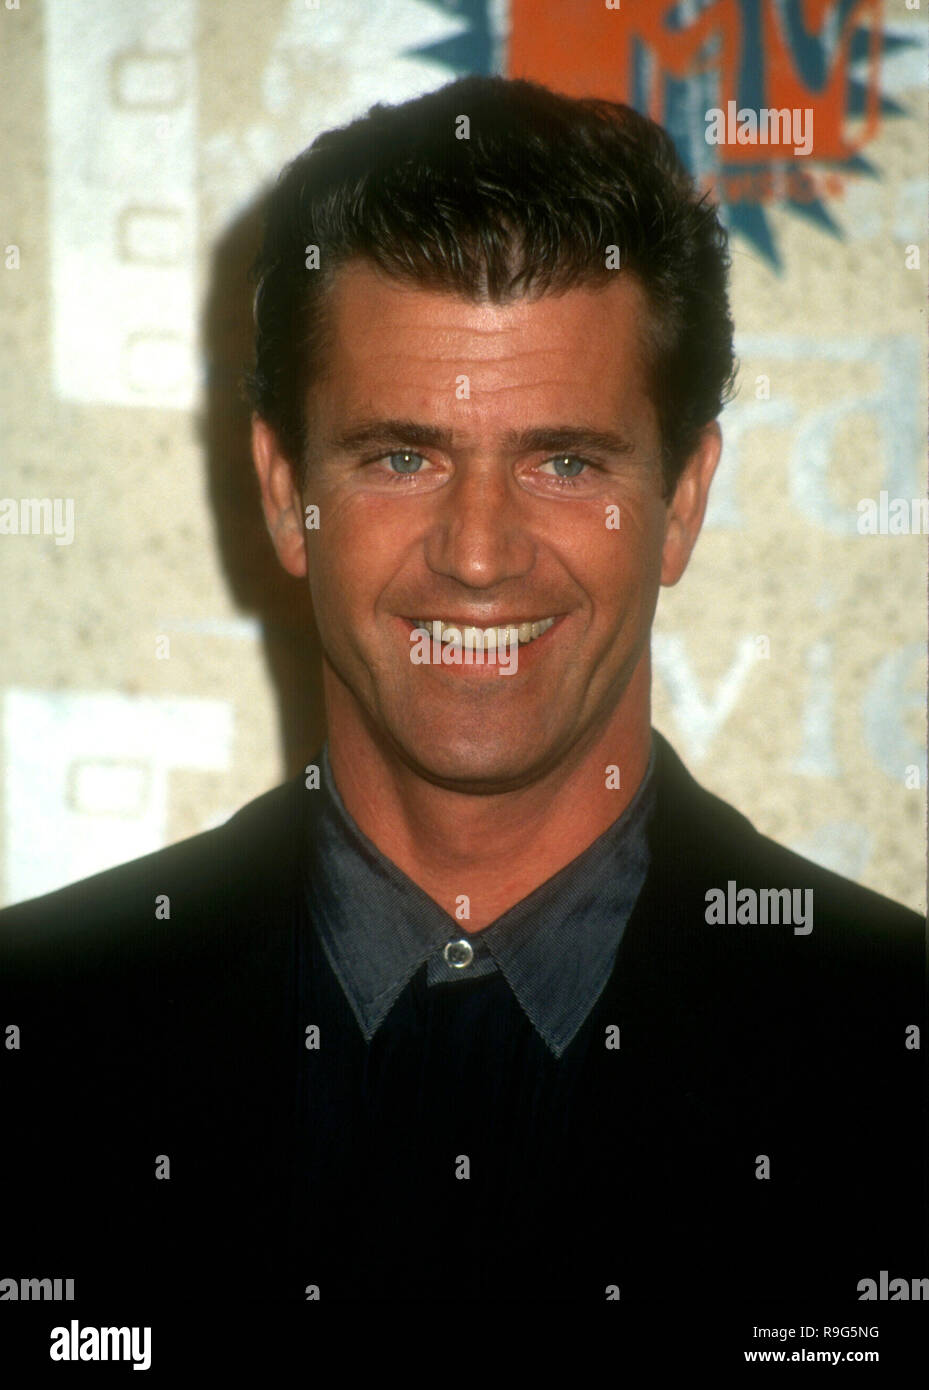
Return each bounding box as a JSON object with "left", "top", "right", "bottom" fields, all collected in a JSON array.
[{"left": 443, "top": 938, "right": 474, "bottom": 969}]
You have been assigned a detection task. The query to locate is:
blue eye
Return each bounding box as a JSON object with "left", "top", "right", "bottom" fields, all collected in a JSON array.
[
  {"left": 386, "top": 450, "right": 425, "bottom": 474},
  {"left": 542, "top": 455, "right": 587, "bottom": 479}
]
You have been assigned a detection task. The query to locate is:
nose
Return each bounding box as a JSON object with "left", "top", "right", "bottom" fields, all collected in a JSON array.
[{"left": 422, "top": 460, "right": 535, "bottom": 590}]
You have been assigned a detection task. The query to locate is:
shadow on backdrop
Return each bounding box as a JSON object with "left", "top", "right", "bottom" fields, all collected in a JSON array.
[{"left": 200, "top": 194, "right": 326, "bottom": 780}]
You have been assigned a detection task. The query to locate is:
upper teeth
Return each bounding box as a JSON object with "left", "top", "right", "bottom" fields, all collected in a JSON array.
[{"left": 412, "top": 618, "right": 556, "bottom": 647}]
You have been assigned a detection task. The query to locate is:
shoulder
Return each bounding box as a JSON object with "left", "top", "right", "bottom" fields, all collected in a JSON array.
[
  {"left": 640, "top": 735, "right": 925, "bottom": 1168},
  {"left": 0, "top": 776, "right": 313, "bottom": 1287},
  {"left": 0, "top": 772, "right": 310, "bottom": 985},
  {"left": 649, "top": 730, "right": 924, "bottom": 963}
]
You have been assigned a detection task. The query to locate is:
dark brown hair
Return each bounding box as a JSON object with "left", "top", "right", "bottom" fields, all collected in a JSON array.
[{"left": 243, "top": 75, "right": 735, "bottom": 497}]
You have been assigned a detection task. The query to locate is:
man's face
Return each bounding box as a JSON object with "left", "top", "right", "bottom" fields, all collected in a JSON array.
[{"left": 256, "top": 260, "right": 717, "bottom": 792}]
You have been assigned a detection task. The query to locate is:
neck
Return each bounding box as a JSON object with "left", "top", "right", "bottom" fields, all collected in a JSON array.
[{"left": 325, "top": 655, "right": 653, "bottom": 931}]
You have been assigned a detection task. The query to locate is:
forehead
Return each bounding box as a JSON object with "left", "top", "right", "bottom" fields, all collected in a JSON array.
[{"left": 314, "top": 260, "right": 658, "bottom": 440}]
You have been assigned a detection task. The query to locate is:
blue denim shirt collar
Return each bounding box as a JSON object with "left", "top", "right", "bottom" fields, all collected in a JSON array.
[{"left": 304, "top": 737, "right": 656, "bottom": 1058}]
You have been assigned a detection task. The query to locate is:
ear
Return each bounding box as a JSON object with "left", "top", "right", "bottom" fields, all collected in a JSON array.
[
  {"left": 251, "top": 414, "right": 307, "bottom": 579},
  {"left": 660, "top": 421, "right": 721, "bottom": 587}
]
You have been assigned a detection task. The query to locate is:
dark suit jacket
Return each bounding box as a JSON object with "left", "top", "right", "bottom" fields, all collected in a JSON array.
[{"left": 1, "top": 732, "right": 925, "bottom": 1306}]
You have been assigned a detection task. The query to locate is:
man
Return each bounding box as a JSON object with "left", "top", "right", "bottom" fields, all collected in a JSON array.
[{"left": 1, "top": 76, "right": 925, "bottom": 1309}]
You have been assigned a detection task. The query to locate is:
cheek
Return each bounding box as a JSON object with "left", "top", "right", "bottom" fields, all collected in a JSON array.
[
  {"left": 305, "top": 494, "right": 406, "bottom": 614},
  {"left": 561, "top": 500, "right": 665, "bottom": 610}
]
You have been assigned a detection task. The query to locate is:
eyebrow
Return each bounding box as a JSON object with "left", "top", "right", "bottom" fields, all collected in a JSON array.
[{"left": 329, "top": 418, "right": 636, "bottom": 457}]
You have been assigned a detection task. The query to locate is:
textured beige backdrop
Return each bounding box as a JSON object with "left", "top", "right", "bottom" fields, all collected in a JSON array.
[{"left": 0, "top": 0, "right": 926, "bottom": 913}]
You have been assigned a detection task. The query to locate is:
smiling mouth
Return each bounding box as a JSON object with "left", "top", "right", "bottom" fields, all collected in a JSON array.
[{"left": 409, "top": 618, "right": 557, "bottom": 651}]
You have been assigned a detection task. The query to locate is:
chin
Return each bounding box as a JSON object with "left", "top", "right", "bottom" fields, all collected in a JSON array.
[{"left": 397, "top": 731, "right": 547, "bottom": 791}]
